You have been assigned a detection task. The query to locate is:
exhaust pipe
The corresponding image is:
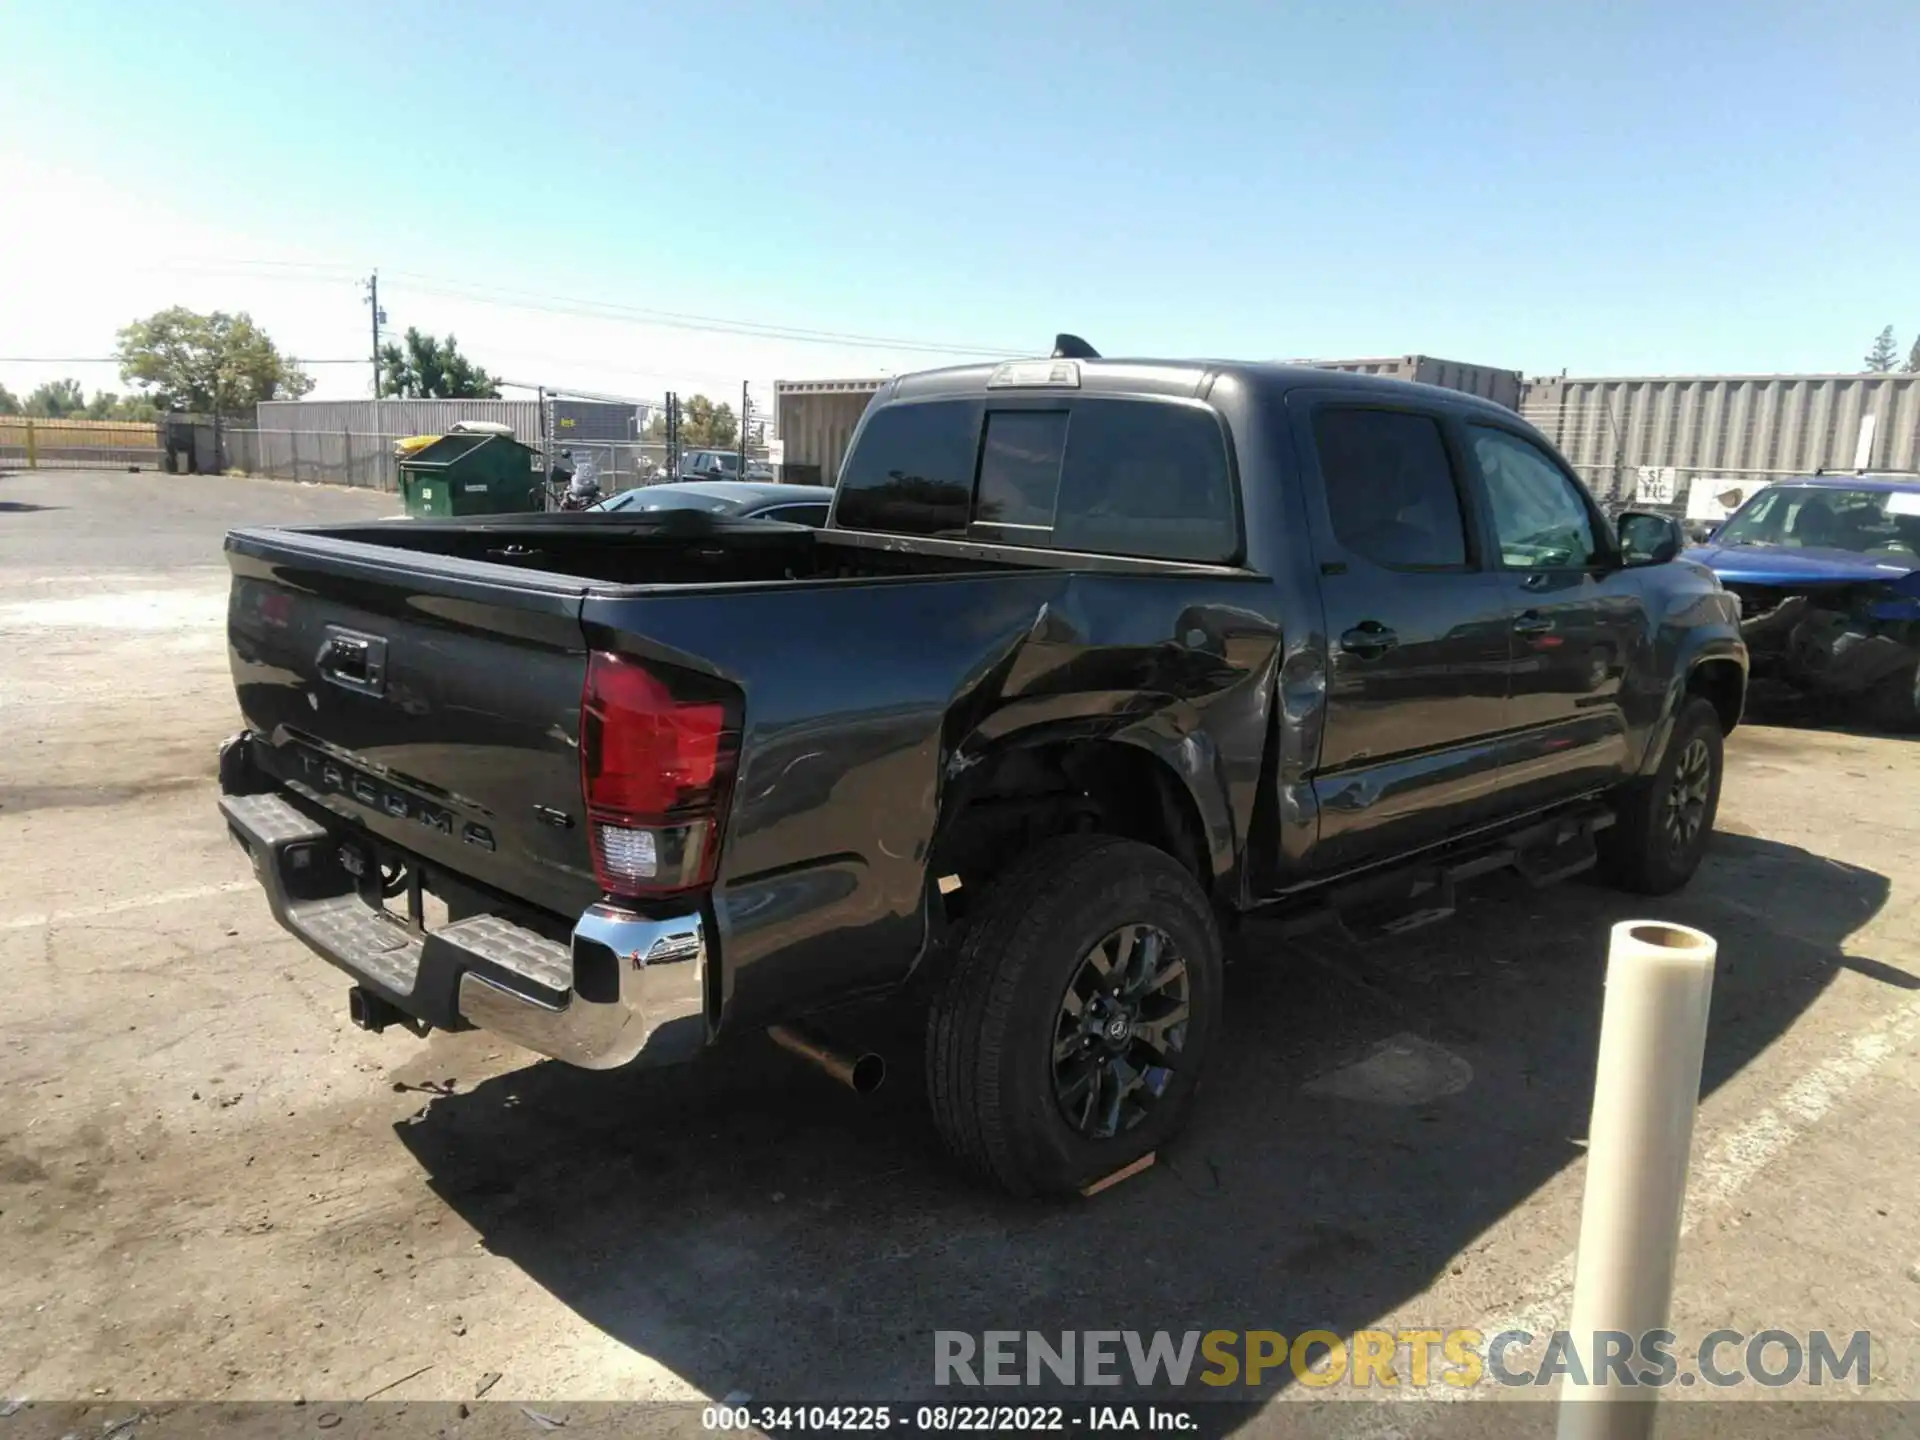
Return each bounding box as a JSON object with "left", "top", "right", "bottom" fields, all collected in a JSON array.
[{"left": 768, "top": 1024, "right": 886, "bottom": 1095}]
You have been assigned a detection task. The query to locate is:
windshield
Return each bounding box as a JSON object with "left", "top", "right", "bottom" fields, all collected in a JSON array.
[{"left": 1713, "top": 485, "right": 1920, "bottom": 561}]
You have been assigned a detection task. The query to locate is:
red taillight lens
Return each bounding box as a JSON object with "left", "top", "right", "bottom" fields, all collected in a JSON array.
[{"left": 580, "top": 651, "right": 740, "bottom": 898}]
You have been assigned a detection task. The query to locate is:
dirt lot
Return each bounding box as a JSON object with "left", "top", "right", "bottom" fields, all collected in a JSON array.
[{"left": 3, "top": 468, "right": 1919, "bottom": 1431}]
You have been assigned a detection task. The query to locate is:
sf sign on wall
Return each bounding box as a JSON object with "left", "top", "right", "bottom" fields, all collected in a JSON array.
[{"left": 1635, "top": 466, "right": 1677, "bottom": 505}]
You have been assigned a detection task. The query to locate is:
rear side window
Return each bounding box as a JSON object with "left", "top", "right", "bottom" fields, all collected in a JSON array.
[
  {"left": 1313, "top": 408, "right": 1469, "bottom": 569},
  {"left": 833, "top": 400, "right": 976, "bottom": 536}
]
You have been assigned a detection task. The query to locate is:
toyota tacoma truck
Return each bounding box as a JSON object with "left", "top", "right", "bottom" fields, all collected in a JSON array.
[{"left": 218, "top": 340, "right": 1746, "bottom": 1195}]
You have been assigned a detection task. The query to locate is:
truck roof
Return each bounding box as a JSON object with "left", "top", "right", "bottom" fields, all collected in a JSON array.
[{"left": 884, "top": 356, "right": 1525, "bottom": 422}]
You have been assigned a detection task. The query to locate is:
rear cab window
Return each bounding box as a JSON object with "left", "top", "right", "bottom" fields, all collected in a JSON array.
[{"left": 832, "top": 395, "right": 1241, "bottom": 564}]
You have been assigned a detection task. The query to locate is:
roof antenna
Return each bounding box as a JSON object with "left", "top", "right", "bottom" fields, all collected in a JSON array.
[{"left": 1052, "top": 333, "right": 1100, "bottom": 360}]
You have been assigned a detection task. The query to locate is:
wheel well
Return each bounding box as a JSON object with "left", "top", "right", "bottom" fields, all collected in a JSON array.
[
  {"left": 1688, "top": 659, "right": 1745, "bottom": 734},
  {"left": 932, "top": 739, "right": 1211, "bottom": 895}
]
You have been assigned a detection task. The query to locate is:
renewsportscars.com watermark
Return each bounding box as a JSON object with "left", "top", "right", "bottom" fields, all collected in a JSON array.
[{"left": 933, "top": 1329, "right": 1873, "bottom": 1391}]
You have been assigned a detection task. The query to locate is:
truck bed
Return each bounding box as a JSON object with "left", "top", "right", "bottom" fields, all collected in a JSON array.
[
  {"left": 285, "top": 512, "right": 1024, "bottom": 586},
  {"left": 223, "top": 514, "right": 1268, "bottom": 1033}
]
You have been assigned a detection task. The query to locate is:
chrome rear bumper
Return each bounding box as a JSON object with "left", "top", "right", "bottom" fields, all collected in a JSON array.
[
  {"left": 219, "top": 788, "right": 707, "bottom": 1070},
  {"left": 457, "top": 903, "right": 705, "bottom": 1069}
]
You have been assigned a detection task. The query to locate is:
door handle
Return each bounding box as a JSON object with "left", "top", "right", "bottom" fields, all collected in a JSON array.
[
  {"left": 1513, "top": 611, "right": 1554, "bottom": 636},
  {"left": 1339, "top": 622, "right": 1399, "bottom": 658}
]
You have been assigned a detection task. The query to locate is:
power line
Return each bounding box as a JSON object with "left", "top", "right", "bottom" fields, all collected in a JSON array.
[
  {"left": 0, "top": 356, "right": 367, "bottom": 364},
  {"left": 384, "top": 270, "right": 1025, "bottom": 357},
  {"left": 125, "top": 257, "right": 1027, "bottom": 356}
]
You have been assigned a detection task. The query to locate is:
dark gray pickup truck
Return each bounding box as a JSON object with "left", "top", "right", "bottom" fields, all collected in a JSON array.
[{"left": 218, "top": 341, "right": 1747, "bottom": 1195}]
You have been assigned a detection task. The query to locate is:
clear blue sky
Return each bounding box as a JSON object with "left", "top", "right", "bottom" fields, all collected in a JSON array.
[{"left": 5, "top": 0, "right": 1917, "bottom": 399}]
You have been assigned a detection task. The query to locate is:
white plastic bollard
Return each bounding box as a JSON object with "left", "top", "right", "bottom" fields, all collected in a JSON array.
[{"left": 1557, "top": 920, "right": 1717, "bottom": 1440}]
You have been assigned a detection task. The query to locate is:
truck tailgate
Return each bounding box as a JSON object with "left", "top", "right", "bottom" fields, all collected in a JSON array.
[{"left": 225, "top": 528, "right": 602, "bottom": 919}]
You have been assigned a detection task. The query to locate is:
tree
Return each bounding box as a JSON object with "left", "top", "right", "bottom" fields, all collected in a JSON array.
[
  {"left": 24, "top": 378, "right": 88, "bottom": 418},
  {"left": 1865, "top": 325, "right": 1899, "bottom": 372},
  {"left": 377, "top": 328, "right": 499, "bottom": 399},
  {"left": 1908, "top": 335, "right": 1920, "bottom": 373},
  {"left": 0, "top": 383, "right": 20, "bottom": 416},
  {"left": 116, "top": 307, "right": 315, "bottom": 412},
  {"left": 83, "top": 391, "right": 157, "bottom": 421},
  {"left": 644, "top": 394, "right": 738, "bottom": 447}
]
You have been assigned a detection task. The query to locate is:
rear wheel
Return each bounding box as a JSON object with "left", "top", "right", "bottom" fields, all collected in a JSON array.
[
  {"left": 1597, "top": 696, "right": 1724, "bottom": 895},
  {"left": 925, "top": 835, "right": 1223, "bottom": 1196}
]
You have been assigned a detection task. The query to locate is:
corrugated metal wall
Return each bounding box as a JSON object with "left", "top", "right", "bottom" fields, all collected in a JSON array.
[
  {"left": 774, "top": 380, "right": 883, "bottom": 485},
  {"left": 255, "top": 397, "right": 641, "bottom": 446},
  {"left": 771, "top": 358, "right": 1524, "bottom": 479},
  {"left": 255, "top": 399, "right": 542, "bottom": 442},
  {"left": 1520, "top": 373, "right": 1920, "bottom": 501},
  {"left": 773, "top": 366, "right": 1920, "bottom": 499},
  {"left": 1313, "top": 355, "right": 1525, "bottom": 410}
]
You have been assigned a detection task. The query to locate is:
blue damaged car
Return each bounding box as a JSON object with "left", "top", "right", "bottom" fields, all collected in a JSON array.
[{"left": 1689, "top": 473, "right": 1920, "bottom": 727}]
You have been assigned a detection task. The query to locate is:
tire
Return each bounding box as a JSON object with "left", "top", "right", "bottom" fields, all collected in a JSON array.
[
  {"left": 925, "top": 834, "right": 1224, "bottom": 1197},
  {"left": 1597, "top": 697, "right": 1724, "bottom": 895},
  {"left": 1865, "top": 662, "right": 1920, "bottom": 732}
]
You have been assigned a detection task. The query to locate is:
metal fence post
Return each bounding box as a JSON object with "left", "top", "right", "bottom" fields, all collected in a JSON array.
[{"left": 24, "top": 418, "right": 35, "bottom": 469}]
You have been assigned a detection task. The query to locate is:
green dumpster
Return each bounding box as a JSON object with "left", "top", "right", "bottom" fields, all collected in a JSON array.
[{"left": 397, "top": 431, "right": 541, "bottom": 518}]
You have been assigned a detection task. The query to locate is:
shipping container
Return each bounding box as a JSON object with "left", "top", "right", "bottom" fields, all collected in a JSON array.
[
  {"left": 773, "top": 378, "right": 884, "bottom": 486},
  {"left": 1310, "top": 354, "right": 1525, "bottom": 411},
  {"left": 1519, "top": 373, "right": 1920, "bottom": 499}
]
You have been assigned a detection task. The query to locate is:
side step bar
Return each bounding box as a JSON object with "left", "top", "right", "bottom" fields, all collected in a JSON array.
[{"left": 1249, "top": 803, "right": 1615, "bottom": 944}]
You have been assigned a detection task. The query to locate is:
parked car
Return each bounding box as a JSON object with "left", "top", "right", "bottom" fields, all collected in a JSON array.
[
  {"left": 590, "top": 480, "right": 831, "bottom": 526},
  {"left": 217, "top": 342, "right": 1745, "bottom": 1195},
  {"left": 1686, "top": 473, "right": 1920, "bottom": 727},
  {"left": 676, "top": 449, "right": 743, "bottom": 482}
]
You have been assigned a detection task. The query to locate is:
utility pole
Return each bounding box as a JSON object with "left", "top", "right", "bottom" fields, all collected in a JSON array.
[
  {"left": 741, "top": 380, "right": 750, "bottom": 465},
  {"left": 666, "top": 391, "right": 680, "bottom": 478},
  {"left": 365, "top": 271, "right": 385, "bottom": 399}
]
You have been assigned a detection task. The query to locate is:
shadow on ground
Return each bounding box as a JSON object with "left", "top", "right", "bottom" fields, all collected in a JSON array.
[
  {"left": 394, "top": 832, "right": 1892, "bottom": 1408},
  {"left": 1742, "top": 680, "right": 1915, "bottom": 742},
  {"left": 0, "top": 500, "right": 64, "bottom": 514}
]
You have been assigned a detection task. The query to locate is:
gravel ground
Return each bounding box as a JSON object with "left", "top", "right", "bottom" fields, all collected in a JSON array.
[{"left": 2, "top": 468, "right": 1918, "bottom": 1436}]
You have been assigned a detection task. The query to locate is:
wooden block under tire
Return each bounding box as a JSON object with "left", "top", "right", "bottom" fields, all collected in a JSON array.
[{"left": 1079, "top": 1151, "right": 1156, "bottom": 1197}]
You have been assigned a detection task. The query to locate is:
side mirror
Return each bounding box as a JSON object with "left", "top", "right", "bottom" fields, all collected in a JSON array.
[{"left": 1617, "top": 510, "right": 1683, "bottom": 567}]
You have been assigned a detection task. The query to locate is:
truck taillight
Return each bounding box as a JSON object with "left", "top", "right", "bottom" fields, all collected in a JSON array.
[{"left": 580, "top": 650, "right": 740, "bottom": 899}]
